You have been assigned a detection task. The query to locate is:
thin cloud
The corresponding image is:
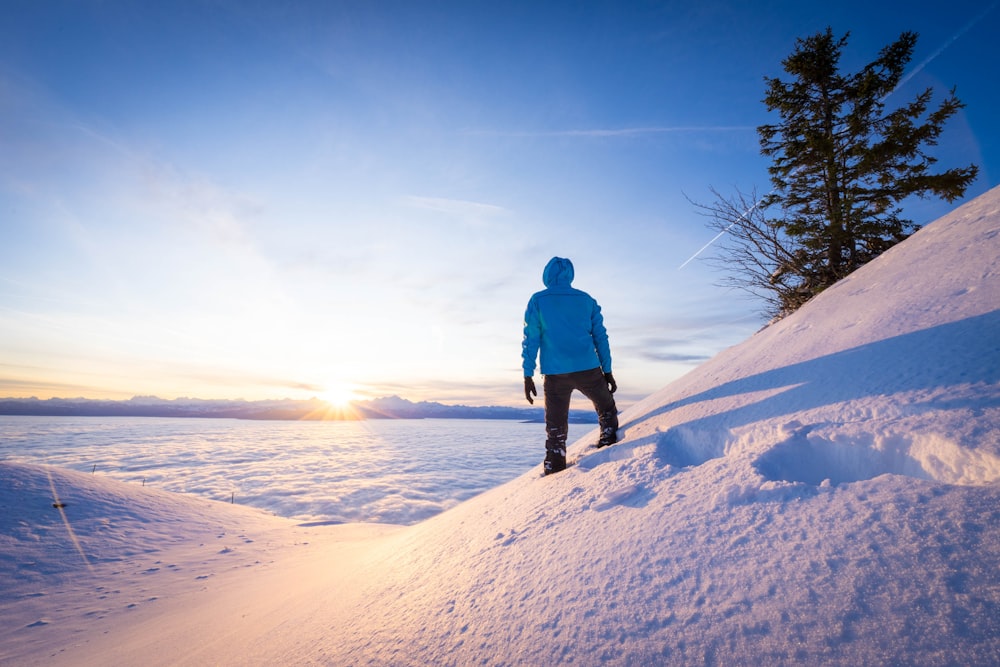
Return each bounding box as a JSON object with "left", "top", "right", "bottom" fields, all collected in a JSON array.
[
  {"left": 405, "top": 196, "right": 509, "bottom": 226},
  {"left": 638, "top": 351, "right": 711, "bottom": 363},
  {"left": 0, "top": 376, "right": 108, "bottom": 398},
  {"left": 464, "top": 126, "right": 754, "bottom": 138}
]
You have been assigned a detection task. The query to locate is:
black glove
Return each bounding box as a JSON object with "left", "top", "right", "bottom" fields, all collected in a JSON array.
[
  {"left": 604, "top": 372, "right": 617, "bottom": 394},
  {"left": 524, "top": 376, "right": 537, "bottom": 404}
]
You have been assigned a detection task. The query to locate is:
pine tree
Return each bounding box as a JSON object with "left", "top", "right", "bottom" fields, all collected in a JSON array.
[{"left": 712, "top": 28, "right": 978, "bottom": 318}]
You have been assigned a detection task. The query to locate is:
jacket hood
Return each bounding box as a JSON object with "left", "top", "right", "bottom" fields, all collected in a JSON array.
[{"left": 542, "top": 257, "right": 574, "bottom": 287}]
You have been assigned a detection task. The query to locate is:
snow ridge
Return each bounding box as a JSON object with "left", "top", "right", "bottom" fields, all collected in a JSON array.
[{"left": 2, "top": 186, "right": 1000, "bottom": 666}]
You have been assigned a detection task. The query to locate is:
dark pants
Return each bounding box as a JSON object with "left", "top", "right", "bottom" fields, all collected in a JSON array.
[{"left": 543, "top": 367, "right": 619, "bottom": 473}]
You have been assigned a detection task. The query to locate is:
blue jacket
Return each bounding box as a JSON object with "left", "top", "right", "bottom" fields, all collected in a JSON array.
[{"left": 521, "top": 257, "right": 613, "bottom": 377}]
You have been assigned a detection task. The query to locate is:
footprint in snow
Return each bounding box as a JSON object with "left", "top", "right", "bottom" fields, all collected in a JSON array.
[
  {"left": 495, "top": 529, "right": 520, "bottom": 546},
  {"left": 592, "top": 484, "right": 653, "bottom": 512}
]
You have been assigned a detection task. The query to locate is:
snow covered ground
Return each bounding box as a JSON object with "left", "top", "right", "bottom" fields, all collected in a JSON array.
[{"left": 2, "top": 186, "right": 999, "bottom": 665}]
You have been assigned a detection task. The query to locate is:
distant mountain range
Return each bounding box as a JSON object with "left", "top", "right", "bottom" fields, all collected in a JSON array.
[{"left": 0, "top": 395, "right": 599, "bottom": 423}]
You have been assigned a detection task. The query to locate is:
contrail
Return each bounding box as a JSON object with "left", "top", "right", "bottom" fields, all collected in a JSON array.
[
  {"left": 678, "top": 196, "right": 765, "bottom": 270},
  {"left": 894, "top": 1, "right": 998, "bottom": 94},
  {"left": 677, "top": 227, "right": 732, "bottom": 271},
  {"left": 678, "top": 4, "right": 995, "bottom": 270}
]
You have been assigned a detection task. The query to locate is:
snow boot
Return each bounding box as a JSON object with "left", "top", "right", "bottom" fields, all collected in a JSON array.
[
  {"left": 544, "top": 433, "right": 567, "bottom": 475},
  {"left": 596, "top": 410, "right": 619, "bottom": 448},
  {"left": 596, "top": 425, "right": 618, "bottom": 448},
  {"left": 544, "top": 452, "right": 566, "bottom": 475}
]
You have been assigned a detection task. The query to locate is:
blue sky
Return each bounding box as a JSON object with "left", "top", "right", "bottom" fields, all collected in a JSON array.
[{"left": 1, "top": 0, "right": 997, "bottom": 408}]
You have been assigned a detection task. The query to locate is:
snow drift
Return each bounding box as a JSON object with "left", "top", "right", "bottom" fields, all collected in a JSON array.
[{"left": 2, "top": 186, "right": 999, "bottom": 666}]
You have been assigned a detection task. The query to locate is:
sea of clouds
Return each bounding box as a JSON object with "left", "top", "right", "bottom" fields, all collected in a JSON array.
[{"left": 0, "top": 416, "right": 592, "bottom": 525}]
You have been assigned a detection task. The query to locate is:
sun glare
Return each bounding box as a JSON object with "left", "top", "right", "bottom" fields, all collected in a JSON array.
[{"left": 319, "top": 383, "right": 358, "bottom": 408}]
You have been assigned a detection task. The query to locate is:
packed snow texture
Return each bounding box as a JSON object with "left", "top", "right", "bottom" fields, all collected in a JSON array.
[{"left": 2, "top": 186, "right": 1000, "bottom": 665}]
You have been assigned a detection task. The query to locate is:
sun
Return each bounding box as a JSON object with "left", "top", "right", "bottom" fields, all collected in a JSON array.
[
  {"left": 319, "top": 382, "right": 358, "bottom": 408},
  {"left": 302, "top": 381, "right": 362, "bottom": 420}
]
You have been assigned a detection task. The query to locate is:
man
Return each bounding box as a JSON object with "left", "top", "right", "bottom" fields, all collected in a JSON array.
[{"left": 521, "top": 257, "right": 619, "bottom": 475}]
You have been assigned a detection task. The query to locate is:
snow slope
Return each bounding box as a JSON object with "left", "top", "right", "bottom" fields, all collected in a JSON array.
[{"left": 2, "top": 186, "right": 999, "bottom": 666}]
